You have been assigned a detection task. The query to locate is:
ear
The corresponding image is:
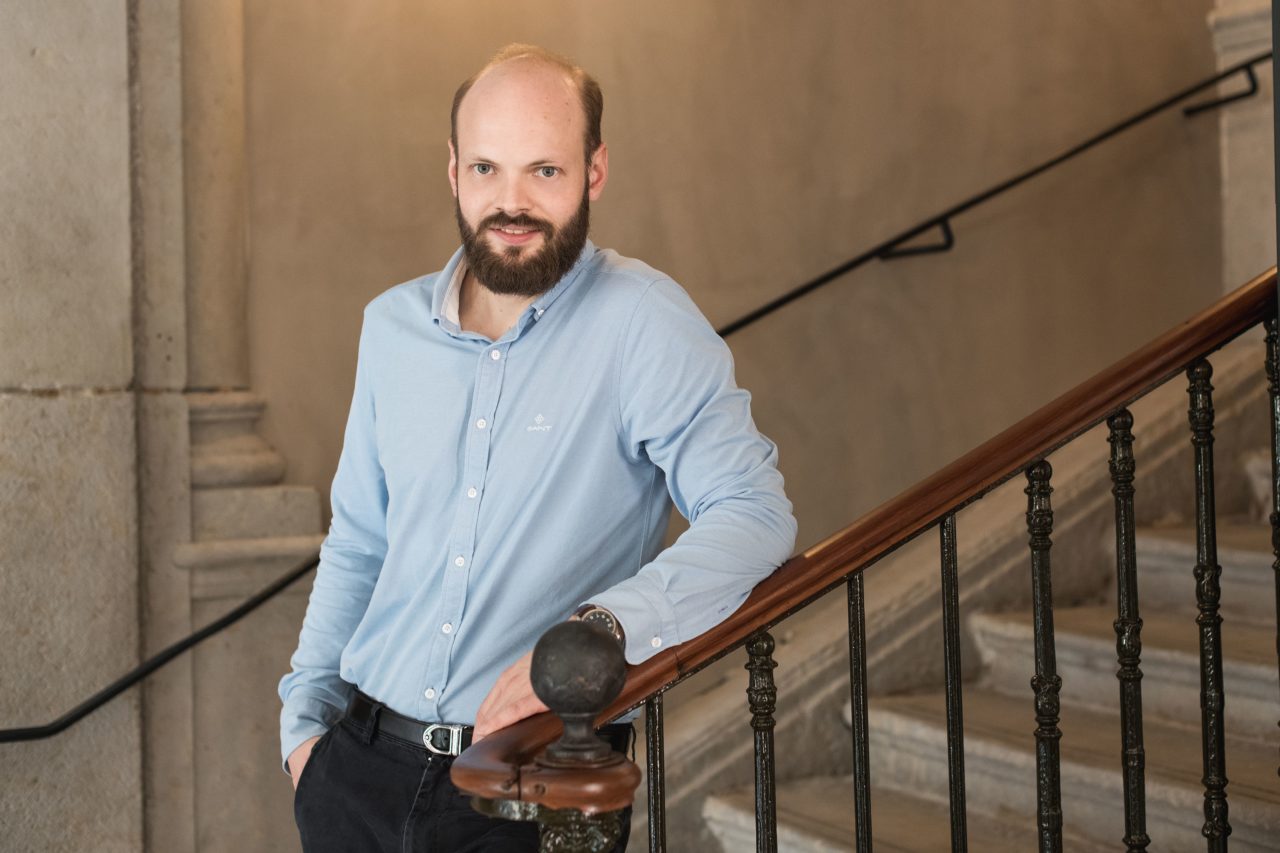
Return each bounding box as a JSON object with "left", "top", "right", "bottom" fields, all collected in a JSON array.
[
  {"left": 586, "top": 142, "right": 609, "bottom": 202},
  {"left": 447, "top": 139, "right": 459, "bottom": 198}
]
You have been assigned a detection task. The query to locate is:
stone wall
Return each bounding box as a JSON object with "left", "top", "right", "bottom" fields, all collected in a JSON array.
[{"left": 0, "top": 3, "right": 143, "bottom": 851}]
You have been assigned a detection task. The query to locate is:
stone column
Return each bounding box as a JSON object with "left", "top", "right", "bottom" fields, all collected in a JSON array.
[
  {"left": 1210, "top": 0, "right": 1276, "bottom": 291},
  {"left": 136, "top": 0, "right": 197, "bottom": 850},
  {"left": 0, "top": 4, "right": 142, "bottom": 851},
  {"left": 183, "top": 0, "right": 250, "bottom": 390},
  {"left": 176, "top": 6, "right": 325, "bottom": 850}
]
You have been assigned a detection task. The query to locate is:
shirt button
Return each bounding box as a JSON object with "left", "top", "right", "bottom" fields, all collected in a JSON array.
[
  {"left": 466, "top": 487, "right": 477, "bottom": 499},
  {"left": 490, "top": 350, "right": 501, "bottom": 361},
  {"left": 441, "top": 623, "right": 453, "bottom": 635},
  {"left": 424, "top": 687, "right": 436, "bottom": 699},
  {"left": 454, "top": 556, "right": 465, "bottom": 567},
  {"left": 536, "top": 309, "right": 544, "bottom": 318},
  {"left": 651, "top": 637, "right": 662, "bottom": 648},
  {"left": 475, "top": 418, "right": 487, "bottom": 430}
]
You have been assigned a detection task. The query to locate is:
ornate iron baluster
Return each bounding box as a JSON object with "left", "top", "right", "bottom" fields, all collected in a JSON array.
[
  {"left": 1025, "top": 460, "right": 1063, "bottom": 853},
  {"left": 746, "top": 631, "right": 778, "bottom": 853},
  {"left": 1108, "top": 409, "right": 1150, "bottom": 852},
  {"left": 645, "top": 694, "right": 666, "bottom": 853},
  {"left": 537, "top": 809, "right": 624, "bottom": 852},
  {"left": 498, "top": 620, "right": 634, "bottom": 853},
  {"left": 1187, "top": 358, "right": 1231, "bottom": 849},
  {"left": 939, "top": 514, "right": 968, "bottom": 853},
  {"left": 848, "top": 573, "right": 873, "bottom": 852},
  {"left": 1266, "top": 319, "right": 1280, "bottom": 781}
]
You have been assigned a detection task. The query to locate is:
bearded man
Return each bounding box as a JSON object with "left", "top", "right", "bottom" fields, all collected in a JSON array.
[{"left": 279, "top": 43, "right": 796, "bottom": 852}]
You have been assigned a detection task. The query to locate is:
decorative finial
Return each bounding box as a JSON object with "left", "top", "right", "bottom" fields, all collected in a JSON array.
[{"left": 531, "top": 620, "right": 627, "bottom": 768}]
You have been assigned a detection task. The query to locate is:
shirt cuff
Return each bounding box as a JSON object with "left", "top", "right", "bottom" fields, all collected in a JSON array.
[
  {"left": 280, "top": 688, "right": 347, "bottom": 773},
  {"left": 584, "top": 582, "right": 678, "bottom": 665}
]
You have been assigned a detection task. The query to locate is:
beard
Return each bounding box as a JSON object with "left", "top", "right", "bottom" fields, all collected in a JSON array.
[{"left": 455, "top": 187, "right": 591, "bottom": 298}]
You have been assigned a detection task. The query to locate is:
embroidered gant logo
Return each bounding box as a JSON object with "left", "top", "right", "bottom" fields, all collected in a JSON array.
[{"left": 526, "top": 414, "right": 552, "bottom": 433}]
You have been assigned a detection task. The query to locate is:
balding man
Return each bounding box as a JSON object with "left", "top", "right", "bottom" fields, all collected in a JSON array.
[{"left": 279, "top": 44, "right": 796, "bottom": 852}]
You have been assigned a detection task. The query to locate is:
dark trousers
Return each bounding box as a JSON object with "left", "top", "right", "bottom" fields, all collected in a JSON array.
[{"left": 294, "top": 715, "right": 633, "bottom": 852}]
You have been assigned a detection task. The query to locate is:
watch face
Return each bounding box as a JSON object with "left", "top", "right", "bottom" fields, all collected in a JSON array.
[{"left": 583, "top": 609, "right": 618, "bottom": 638}]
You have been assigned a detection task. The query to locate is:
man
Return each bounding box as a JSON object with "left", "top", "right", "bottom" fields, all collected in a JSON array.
[{"left": 279, "top": 44, "right": 796, "bottom": 852}]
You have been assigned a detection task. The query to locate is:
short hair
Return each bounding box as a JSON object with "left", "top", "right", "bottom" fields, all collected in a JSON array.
[{"left": 450, "top": 44, "right": 604, "bottom": 164}]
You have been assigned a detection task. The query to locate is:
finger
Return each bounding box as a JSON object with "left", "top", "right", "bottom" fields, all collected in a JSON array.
[
  {"left": 479, "top": 693, "right": 548, "bottom": 739},
  {"left": 475, "top": 673, "right": 513, "bottom": 725}
]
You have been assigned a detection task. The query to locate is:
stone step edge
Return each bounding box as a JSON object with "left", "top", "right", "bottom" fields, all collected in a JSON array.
[
  {"left": 868, "top": 694, "right": 1280, "bottom": 849},
  {"left": 970, "top": 606, "right": 1275, "bottom": 675},
  {"left": 968, "top": 608, "right": 1277, "bottom": 725},
  {"left": 185, "top": 391, "right": 267, "bottom": 421},
  {"left": 702, "top": 776, "right": 1100, "bottom": 853},
  {"left": 191, "top": 484, "right": 322, "bottom": 542},
  {"left": 191, "top": 449, "right": 286, "bottom": 488},
  {"left": 173, "top": 534, "right": 324, "bottom": 572},
  {"left": 1136, "top": 528, "right": 1274, "bottom": 570}
]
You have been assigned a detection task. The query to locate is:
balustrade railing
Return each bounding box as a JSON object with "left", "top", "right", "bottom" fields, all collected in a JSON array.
[{"left": 452, "top": 266, "right": 1280, "bottom": 852}]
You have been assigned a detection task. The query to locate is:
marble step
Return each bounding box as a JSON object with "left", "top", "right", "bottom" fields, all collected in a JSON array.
[
  {"left": 187, "top": 391, "right": 288, "bottom": 487},
  {"left": 173, "top": 533, "right": 323, "bottom": 601},
  {"left": 868, "top": 688, "right": 1280, "bottom": 852},
  {"left": 702, "top": 776, "right": 1098, "bottom": 852},
  {"left": 971, "top": 605, "right": 1276, "bottom": 740},
  {"left": 191, "top": 445, "right": 286, "bottom": 488},
  {"left": 192, "top": 485, "right": 321, "bottom": 541},
  {"left": 1134, "top": 523, "right": 1276, "bottom": 626}
]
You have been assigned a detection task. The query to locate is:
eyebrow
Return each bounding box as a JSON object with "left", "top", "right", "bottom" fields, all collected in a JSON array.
[{"left": 466, "top": 154, "right": 566, "bottom": 168}]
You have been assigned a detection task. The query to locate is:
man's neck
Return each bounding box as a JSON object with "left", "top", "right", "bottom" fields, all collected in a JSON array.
[{"left": 458, "top": 269, "right": 539, "bottom": 341}]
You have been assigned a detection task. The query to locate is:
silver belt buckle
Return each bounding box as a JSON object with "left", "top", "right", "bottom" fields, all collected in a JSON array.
[{"left": 423, "top": 723, "right": 463, "bottom": 756}]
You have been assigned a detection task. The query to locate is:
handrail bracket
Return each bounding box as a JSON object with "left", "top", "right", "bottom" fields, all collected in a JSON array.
[
  {"left": 1184, "top": 63, "right": 1260, "bottom": 117},
  {"left": 879, "top": 218, "right": 955, "bottom": 261}
]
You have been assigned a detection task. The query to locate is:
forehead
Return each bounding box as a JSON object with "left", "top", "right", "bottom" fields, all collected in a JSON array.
[{"left": 455, "top": 61, "right": 585, "bottom": 159}]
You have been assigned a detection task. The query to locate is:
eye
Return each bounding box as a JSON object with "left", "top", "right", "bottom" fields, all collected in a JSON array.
[
  {"left": 471, "top": 163, "right": 493, "bottom": 176},
  {"left": 536, "top": 166, "right": 558, "bottom": 178}
]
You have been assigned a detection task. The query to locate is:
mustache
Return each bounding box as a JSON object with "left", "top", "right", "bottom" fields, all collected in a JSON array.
[{"left": 478, "top": 212, "right": 553, "bottom": 236}]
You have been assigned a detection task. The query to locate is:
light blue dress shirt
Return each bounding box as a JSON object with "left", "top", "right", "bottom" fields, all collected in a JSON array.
[{"left": 278, "top": 241, "right": 796, "bottom": 767}]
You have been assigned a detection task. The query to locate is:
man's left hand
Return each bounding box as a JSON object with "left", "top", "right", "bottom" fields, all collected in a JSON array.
[{"left": 473, "top": 650, "right": 549, "bottom": 742}]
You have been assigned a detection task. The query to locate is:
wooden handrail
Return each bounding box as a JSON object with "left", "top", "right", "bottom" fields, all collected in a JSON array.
[{"left": 451, "top": 266, "right": 1279, "bottom": 812}]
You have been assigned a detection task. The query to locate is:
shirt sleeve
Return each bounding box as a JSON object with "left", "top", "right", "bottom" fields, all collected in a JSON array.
[
  {"left": 277, "top": 309, "right": 389, "bottom": 771},
  {"left": 587, "top": 278, "right": 798, "bottom": 665}
]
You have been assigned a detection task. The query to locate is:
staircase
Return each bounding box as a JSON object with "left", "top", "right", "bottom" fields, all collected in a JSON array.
[
  {"left": 703, "top": 445, "right": 1280, "bottom": 850},
  {"left": 175, "top": 392, "right": 325, "bottom": 589},
  {"left": 174, "top": 391, "right": 324, "bottom": 852}
]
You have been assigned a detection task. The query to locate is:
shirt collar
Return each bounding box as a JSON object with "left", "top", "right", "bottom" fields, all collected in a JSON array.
[
  {"left": 431, "top": 240, "right": 598, "bottom": 337},
  {"left": 431, "top": 246, "right": 468, "bottom": 334},
  {"left": 527, "top": 239, "right": 597, "bottom": 321}
]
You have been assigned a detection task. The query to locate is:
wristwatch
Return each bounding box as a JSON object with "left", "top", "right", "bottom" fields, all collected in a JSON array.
[{"left": 573, "top": 603, "right": 625, "bottom": 648}]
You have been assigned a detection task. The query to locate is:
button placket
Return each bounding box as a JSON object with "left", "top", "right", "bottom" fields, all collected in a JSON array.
[{"left": 424, "top": 341, "right": 510, "bottom": 712}]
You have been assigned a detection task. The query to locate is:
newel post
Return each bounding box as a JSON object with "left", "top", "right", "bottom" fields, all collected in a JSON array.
[{"left": 527, "top": 620, "right": 629, "bottom": 853}]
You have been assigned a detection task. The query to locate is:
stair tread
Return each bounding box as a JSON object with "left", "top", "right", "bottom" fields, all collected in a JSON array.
[
  {"left": 173, "top": 533, "right": 324, "bottom": 570},
  {"left": 976, "top": 604, "right": 1275, "bottom": 668},
  {"left": 875, "top": 687, "right": 1280, "bottom": 807},
  {"left": 705, "top": 776, "right": 1095, "bottom": 852},
  {"left": 1138, "top": 522, "right": 1272, "bottom": 556}
]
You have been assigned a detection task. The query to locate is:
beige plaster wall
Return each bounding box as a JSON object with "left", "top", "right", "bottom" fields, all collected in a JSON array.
[
  {"left": 1212, "top": 0, "right": 1276, "bottom": 291},
  {"left": 245, "top": 3, "right": 1224, "bottom": 552}
]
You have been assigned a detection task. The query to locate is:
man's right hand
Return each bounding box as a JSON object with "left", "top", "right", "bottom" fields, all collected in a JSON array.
[{"left": 287, "top": 735, "right": 322, "bottom": 791}]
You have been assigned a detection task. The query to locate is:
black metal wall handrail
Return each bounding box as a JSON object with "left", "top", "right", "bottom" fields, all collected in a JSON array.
[
  {"left": 716, "top": 50, "right": 1273, "bottom": 337},
  {"left": 0, "top": 555, "right": 318, "bottom": 744},
  {"left": 0, "top": 50, "right": 1270, "bottom": 747}
]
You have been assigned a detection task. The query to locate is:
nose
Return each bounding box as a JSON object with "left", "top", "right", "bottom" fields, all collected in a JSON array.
[{"left": 495, "top": 173, "right": 532, "bottom": 216}]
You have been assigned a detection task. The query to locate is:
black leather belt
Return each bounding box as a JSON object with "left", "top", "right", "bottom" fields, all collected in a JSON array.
[{"left": 346, "top": 690, "right": 632, "bottom": 758}]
